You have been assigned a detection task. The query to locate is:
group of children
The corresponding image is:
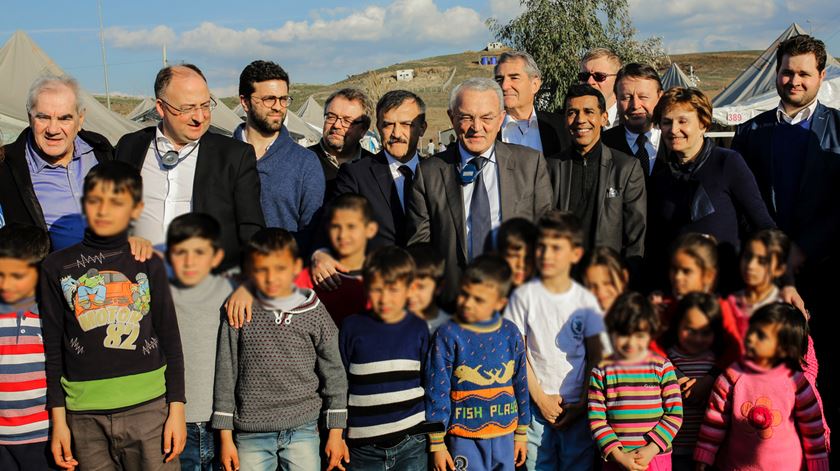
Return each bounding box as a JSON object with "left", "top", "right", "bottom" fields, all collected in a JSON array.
[{"left": 0, "top": 159, "right": 831, "bottom": 471}]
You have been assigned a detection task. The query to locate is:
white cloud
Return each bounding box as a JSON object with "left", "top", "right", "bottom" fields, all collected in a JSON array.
[
  {"left": 104, "top": 25, "right": 176, "bottom": 49},
  {"left": 488, "top": 0, "right": 525, "bottom": 23}
]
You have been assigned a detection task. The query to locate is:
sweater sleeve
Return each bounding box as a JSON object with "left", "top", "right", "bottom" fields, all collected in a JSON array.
[
  {"left": 148, "top": 256, "right": 185, "bottom": 404},
  {"left": 39, "top": 260, "right": 68, "bottom": 409},
  {"left": 792, "top": 372, "right": 830, "bottom": 470},
  {"left": 716, "top": 297, "right": 744, "bottom": 369},
  {"left": 314, "top": 308, "right": 348, "bottom": 429},
  {"left": 211, "top": 321, "right": 239, "bottom": 430},
  {"left": 645, "top": 359, "right": 683, "bottom": 452},
  {"left": 512, "top": 325, "right": 530, "bottom": 441},
  {"left": 426, "top": 328, "right": 455, "bottom": 452},
  {"left": 694, "top": 369, "right": 735, "bottom": 465},
  {"left": 588, "top": 364, "right": 622, "bottom": 457}
]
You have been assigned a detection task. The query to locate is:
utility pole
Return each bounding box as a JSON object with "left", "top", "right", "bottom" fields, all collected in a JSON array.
[{"left": 97, "top": 0, "right": 111, "bottom": 110}]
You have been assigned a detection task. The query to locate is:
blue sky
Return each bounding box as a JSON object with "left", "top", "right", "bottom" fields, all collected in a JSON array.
[{"left": 2, "top": 0, "right": 839, "bottom": 97}]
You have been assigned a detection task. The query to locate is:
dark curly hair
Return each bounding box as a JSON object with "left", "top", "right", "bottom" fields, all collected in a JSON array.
[{"left": 239, "top": 60, "right": 289, "bottom": 98}]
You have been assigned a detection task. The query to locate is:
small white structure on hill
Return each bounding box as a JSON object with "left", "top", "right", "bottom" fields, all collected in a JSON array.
[
  {"left": 487, "top": 42, "right": 504, "bottom": 51},
  {"left": 396, "top": 69, "right": 414, "bottom": 81}
]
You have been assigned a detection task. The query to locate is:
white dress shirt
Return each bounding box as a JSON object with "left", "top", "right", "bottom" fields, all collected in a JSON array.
[
  {"left": 624, "top": 127, "right": 661, "bottom": 174},
  {"left": 133, "top": 126, "right": 200, "bottom": 249},
  {"left": 458, "top": 144, "right": 501, "bottom": 257},
  {"left": 776, "top": 98, "right": 819, "bottom": 125},
  {"left": 501, "top": 108, "right": 543, "bottom": 152},
  {"left": 384, "top": 151, "right": 419, "bottom": 210},
  {"left": 605, "top": 102, "right": 618, "bottom": 129}
]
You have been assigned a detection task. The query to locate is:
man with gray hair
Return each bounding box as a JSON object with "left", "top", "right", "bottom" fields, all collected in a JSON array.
[
  {"left": 0, "top": 75, "right": 114, "bottom": 249},
  {"left": 407, "top": 78, "right": 552, "bottom": 305},
  {"left": 494, "top": 51, "right": 571, "bottom": 157}
]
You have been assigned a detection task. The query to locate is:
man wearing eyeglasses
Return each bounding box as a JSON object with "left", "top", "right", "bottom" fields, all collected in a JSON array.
[
  {"left": 309, "top": 88, "right": 373, "bottom": 197},
  {"left": 579, "top": 49, "right": 622, "bottom": 129},
  {"left": 115, "top": 64, "right": 265, "bottom": 272},
  {"left": 232, "top": 60, "right": 324, "bottom": 247},
  {"left": 406, "top": 78, "right": 552, "bottom": 305},
  {"left": 494, "top": 51, "right": 572, "bottom": 158}
]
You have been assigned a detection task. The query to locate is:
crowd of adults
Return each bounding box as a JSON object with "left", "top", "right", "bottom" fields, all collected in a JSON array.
[{"left": 1, "top": 34, "right": 838, "bottom": 439}]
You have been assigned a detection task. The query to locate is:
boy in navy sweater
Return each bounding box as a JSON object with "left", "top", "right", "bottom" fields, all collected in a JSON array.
[
  {"left": 426, "top": 255, "right": 530, "bottom": 471},
  {"left": 339, "top": 246, "right": 438, "bottom": 470}
]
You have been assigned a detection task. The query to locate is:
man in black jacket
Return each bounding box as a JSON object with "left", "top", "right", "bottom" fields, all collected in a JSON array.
[
  {"left": 494, "top": 51, "right": 571, "bottom": 158},
  {"left": 115, "top": 64, "right": 264, "bottom": 272}
]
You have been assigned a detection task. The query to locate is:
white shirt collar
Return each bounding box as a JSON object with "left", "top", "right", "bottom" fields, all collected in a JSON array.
[
  {"left": 155, "top": 124, "right": 199, "bottom": 157},
  {"left": 502, "top": 108, "right": 538, "bottom": 130},
  {"left": 623, "top": 126, "right": 661, "bottom": 147},
  {"left": 776, "top": 99, "right": 819, "bottom": 125},
  {"left": 458, "top": 143, "right": 496, "bottom": 167},
  {"left": 384, "top": 151, "right": 419, "bottom": 177}
]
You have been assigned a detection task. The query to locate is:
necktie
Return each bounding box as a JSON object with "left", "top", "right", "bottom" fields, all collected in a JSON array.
[
  {"left": 635, "top": 133, "right": 651, "bottom": 175},
  {"left": 469, "top": 157, "right": 490, "bottom": 260},
  {"left": 398, "top": 165, "right": 414, "bottom": 212}
]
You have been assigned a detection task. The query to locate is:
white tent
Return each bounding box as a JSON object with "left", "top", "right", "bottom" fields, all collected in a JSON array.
[
  {"left": 285, "top": 110, "right": 321, "bottom": 144},
  {"left": 296, "top": 95, "right": 324, "bottom": 130},
  {"left": 0, "top": 31, "right": 141, "bottom": 144},
  {"left": 127, "top": 97, "right": 156, "bottom": 121},
  {"left": 712, "top": 23, "right": 840, "bottom": 125},
  {"left": 661, "top": 62, "right": 696, "bottom": 90},
  {"left": 232, "top": 103, "right": 246, "bottom": 119}
]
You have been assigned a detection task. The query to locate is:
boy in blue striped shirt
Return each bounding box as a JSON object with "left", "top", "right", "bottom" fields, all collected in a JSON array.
[{"left": 338, "top": 246, "right": 440, "bottom": 470}]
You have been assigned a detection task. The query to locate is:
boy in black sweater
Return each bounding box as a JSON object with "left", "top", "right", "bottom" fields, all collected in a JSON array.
[{"left": 40, "top": 161, "right": 185, "bottom": 470}]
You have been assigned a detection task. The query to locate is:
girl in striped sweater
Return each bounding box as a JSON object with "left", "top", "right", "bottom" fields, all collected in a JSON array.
[
  {"left": 588, "top": 292, "right": 683, "bottom": 471},
  {"left": 694, "top": 303, "right": 829, "bottom": 470}
]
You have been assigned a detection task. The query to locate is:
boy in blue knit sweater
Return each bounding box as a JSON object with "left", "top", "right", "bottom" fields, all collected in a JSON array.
[
  {"left": 426, "top": 255, "right": 530, "bottom": 471},
  {"left": 339, "top": 246, "right": 438, "bottom": 470}
]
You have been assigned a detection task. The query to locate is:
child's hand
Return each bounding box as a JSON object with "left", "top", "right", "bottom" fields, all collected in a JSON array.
[
  {"left": 324, "top": 428, "right": 349, "bottom": 471},
  {"left": 514, "top": 440, "right": 527, "bottom": 467},
  {"left": 128, "top": 236, "right": 155, "bottom": 262},
  {"left": 219, "top": 430, "right": 239, "bottom": 471},
  {"left": 632, "top": 443, "right": 660, "bottom": 468},
  {"left": 311, "top": 250, "right": 348, "bottom": 291},
  {"left": 50, "top": 408, "right": 78, "bottom": 470},
  {"left": 553, "top": 402, "right": 585, "bottom": 430},
  {"left": 433, "top": 449, "right": 455, "bottom": 471},
  {"left": 685, "top": 374, "right": 715, "bottom": 406},
  {"left": 608, "top": 448, "right": 640, "bottom": 471},
  {"left": 678, "top": 376, "right": 697, "bottom": 395},
  {"left": 163, "top": 402, "right": 186, "bottom": 462},
  {"left": 225, "top": 284, "right": 254, "bottom": 328},
  {"left": 536, "top": 393, "right": 564, "bottom": 423}
]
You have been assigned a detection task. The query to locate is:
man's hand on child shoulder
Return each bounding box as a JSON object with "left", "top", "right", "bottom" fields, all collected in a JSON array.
[
  {"left": 163, "top": 401, "right": 186, "bottom": 463},
  {"left": 324, "top": 428, "right": 350, "bottom": 471},
  {"left": 127, "top": 236, "right": 155, "bottom": 262},
  {"left": 225, "top": 284, "right": 254, "bottom": 328},
  {"left": 433, "top": 449, "right": 455, "bottom": 471}
]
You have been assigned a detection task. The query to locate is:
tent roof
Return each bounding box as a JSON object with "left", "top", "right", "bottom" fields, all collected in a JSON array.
[
  {"left": 232, "top": 103, "right": 245, "bottom": 118},
  {"left": 712, "top": 23, "right": 840, "bottom": 107},
  {"left": 296, "top": 95, "right": 324, "bottom": 130},
  {"left": 0, "top": 31, "right": 141, "bottom": 144},
  {"left": 285, "top": 110, "right": 321, "bottom": 142},
  {"left": 127, "top": 97, "right": 156, "bottom": 121},
  {"left": 661, "top": 62, "right": 695, "bottom": 90}
]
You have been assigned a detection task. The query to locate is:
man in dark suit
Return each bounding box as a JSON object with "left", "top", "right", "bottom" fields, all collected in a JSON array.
[
  {"left": 494, "top": 50, "right": 571, "bottom": 158},
  {"left": 731, "top": 34, "right": 840, "bottom": 433},
  {"left": 0, "top": 76, "right": 113, "bottom": 250},
  {"left": 407, "top": 78, "right": 553, "bottom": 304},
  {"left": 308, "top": 91, "right": 428, "bottom": 287},
  {"left": 115, "top": 64, "right": 264, "bottom": 272},
  {"left": 601, "top": 63, "right": 666, "bottom": 177},
  {"left": 548, "top": 84, "right": 646, "bottom": 271},
  {"left": 308, "top": 88, "right": 374, "bottom": 197}
]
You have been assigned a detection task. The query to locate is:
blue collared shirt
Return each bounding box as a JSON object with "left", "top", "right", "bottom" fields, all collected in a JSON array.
[{"left": 24, "top": 135, "right": 97, "bottom": 249}]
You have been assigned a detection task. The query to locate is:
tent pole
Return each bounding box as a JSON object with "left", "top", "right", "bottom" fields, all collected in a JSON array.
[{"left": 97, "top": 0, "right": 111, "bottom": 110}]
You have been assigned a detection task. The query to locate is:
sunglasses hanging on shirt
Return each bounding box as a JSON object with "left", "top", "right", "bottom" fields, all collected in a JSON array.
[{"left": 155, "top": 139, "right": 197, "bottom": 169}]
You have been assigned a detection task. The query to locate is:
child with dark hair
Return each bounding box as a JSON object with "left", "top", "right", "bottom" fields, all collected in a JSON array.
[
  {"left": 427, "top": 255, "right": 530, "bottom": 471},
  {"left": 496, "top": 218, "right": 538, "bottom": 289},
  {"left": 339, "top": 246, "right": 438, "bottom": 470},
  {"left": 166, "top": 213, "right": 232, "bottom": 471},
  {"left": 660, "top": 293, "right": 724, "bottom": 469},
  {"left": 213, "top": 228, "right": 348, "bottom": 471},
  {"left": 583, "top": 246, "right": 629, "bottom": 313},
  {"left": 406, "top": 243, "right": 451, "bottom": 332},
  {"left": 0, "top": 225, "right": 51, "bottom": 470},
  {"left": 39, "top": 161, "right": 186, "bottom": 470},
  {"left": 695, "top": 303, "right": 829, "bottom": 470},
  {"left": 588, "top": 292, "right": 683, "bottom": 471}
]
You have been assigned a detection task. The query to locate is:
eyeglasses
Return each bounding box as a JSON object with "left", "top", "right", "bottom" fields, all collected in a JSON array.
[
  {"left": 578, "top": 71, "right": 617, "bottom": 83},
  {"left": 159, "top": 97, "right": 217, "bottom": 115},
  {"left": 455, "top": 114, "right": 499, "bottom": 127},
  {"left": 251, "top": 95, "right": 293, "bottom": 108},
  {"left": 324, "top": 113, "right": 363, "bottom": 127}
]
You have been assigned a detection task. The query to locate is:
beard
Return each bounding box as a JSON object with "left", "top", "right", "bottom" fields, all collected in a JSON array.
[{"left": 248, "top": 109, "right": 284, "bottom": 135}]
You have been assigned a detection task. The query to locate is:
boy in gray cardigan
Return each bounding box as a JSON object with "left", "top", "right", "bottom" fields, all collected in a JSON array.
[{"left": 212, "top": 228, "right": 348, "bottom": 471}]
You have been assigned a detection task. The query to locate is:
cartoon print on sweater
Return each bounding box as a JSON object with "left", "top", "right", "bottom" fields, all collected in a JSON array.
[
  {"left": 454, "top": 361, "right": 515, "bottom": 386},
  {"left": 741, "top": 396, "right": 782, "bottom": 439},
  {"left": 60, "top": 269, "right": 151, "bottom": 351}
]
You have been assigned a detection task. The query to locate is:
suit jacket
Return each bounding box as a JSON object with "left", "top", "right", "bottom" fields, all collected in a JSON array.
[
  {"left": 601, "top": 125, "right": 667, "bottom": 177},
  {"left": 308, "top": 141, "right": 374, "bottom": 198},
  {"left": 497, "top": 110, "right": 572, "bottom": 158},
  {"left": 331, "top": 151, "right": 410, "bottom": 248},
  {"left": 407, "top": 141, "right": 553, "bottom": 305},
  {"left": 0, "top": 128, "right": 113, "bottom": 231},
  {"left": 114, "top": 127, "right": 265, "bottom": 271},
  {"left": 548, "top": 144, "right": 647, "bottom": 267},
  {"left": 731, "top": 103, "right": 840, "bottom": 264}
]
